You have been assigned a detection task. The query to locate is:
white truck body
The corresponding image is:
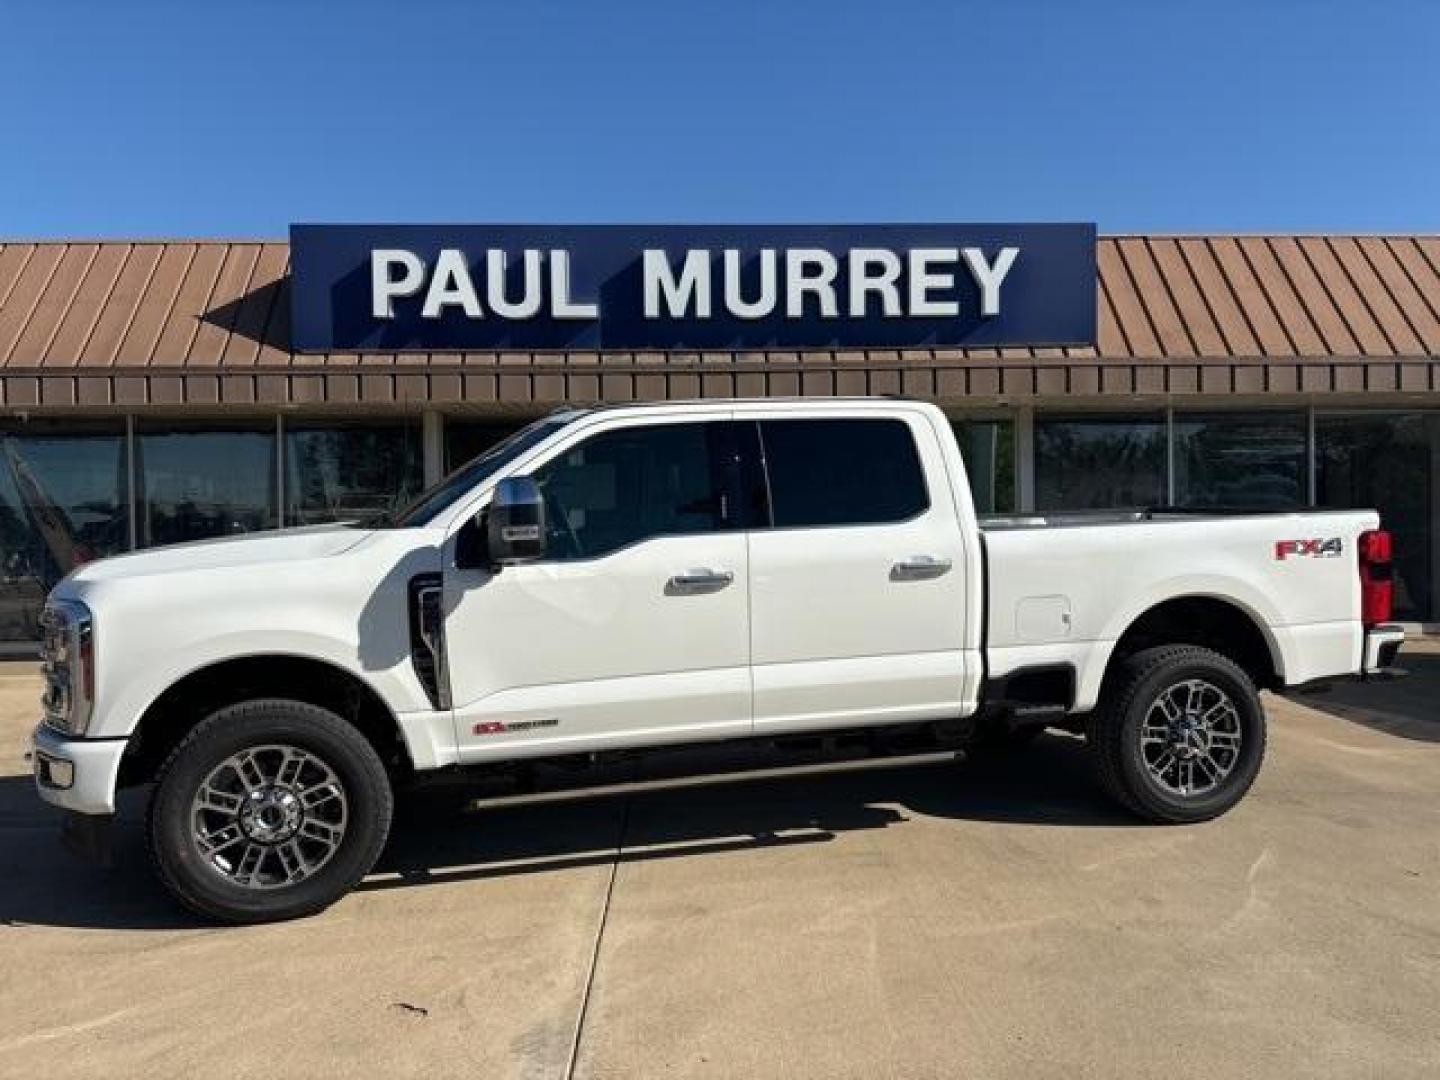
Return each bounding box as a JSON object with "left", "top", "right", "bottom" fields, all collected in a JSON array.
[
  {"left": 28, "top": 398, "right": 1405, "bottom": 921},
  {"left": 34, "top": 398, "right": 1398, "bottom": 814},
  {"left": 984, "top": 512, "right": 1370, "bottom": 711}
]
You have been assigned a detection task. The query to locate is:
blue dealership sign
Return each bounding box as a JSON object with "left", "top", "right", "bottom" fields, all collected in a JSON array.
[{"left": 289, "top": 223, "right": 1096, "bottom": 352}]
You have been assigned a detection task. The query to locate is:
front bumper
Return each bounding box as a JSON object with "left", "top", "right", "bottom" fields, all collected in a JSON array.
[
  {"left": 1362, "top": 623, "right": 1406, "bottom": 680},
  {"left": 30, "top": 724, "right": 128, "bottom": 815}
]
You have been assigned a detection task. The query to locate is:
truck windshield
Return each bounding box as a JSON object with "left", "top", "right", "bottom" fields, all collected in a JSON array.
[{"left": 383, "top": 412, "right": 583, "bottom": 527}]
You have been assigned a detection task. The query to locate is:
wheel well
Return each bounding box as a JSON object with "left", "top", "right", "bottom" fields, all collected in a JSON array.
[
  {"left": 119, "top": 655, "right": 412, "bottom": 787},
  {"left": 1106, "top": 597, "right": 1279, "bottom": 692}
]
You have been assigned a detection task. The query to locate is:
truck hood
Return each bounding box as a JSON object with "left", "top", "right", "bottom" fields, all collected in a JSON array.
[{"left": 62, "top": 524, "right": 374, "bottom": 585}]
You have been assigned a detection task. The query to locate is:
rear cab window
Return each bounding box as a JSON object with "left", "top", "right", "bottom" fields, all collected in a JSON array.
[{"left": 756, "top": 418, "right": 930, "bottom": 528}]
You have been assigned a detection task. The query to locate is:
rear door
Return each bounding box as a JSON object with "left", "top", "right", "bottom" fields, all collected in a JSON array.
[{"left": 741, "top": 410, "right": 969, "bottom": 732}]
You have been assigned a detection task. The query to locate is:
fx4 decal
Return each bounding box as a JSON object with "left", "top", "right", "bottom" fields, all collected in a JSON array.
[{"left": 1275, "top": 537, "right": 1344, "bottom": 560}]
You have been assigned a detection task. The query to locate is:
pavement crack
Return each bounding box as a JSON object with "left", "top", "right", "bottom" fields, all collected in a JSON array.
[{"left": 563, "top": 792, "right": 632, "bottom": 1080}]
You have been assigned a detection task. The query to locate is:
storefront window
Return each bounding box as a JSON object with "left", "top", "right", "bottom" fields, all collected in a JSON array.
[
  {"left": 1035, "top": 415, "right": 1167, "bottom": 510},
  {"left": 1173, "top": 413, "right": 1306, "bottom": 508},
  {"left": 3, "top": 406, "right": 1432, "bottom": 638},
  {"left": 1317, "top": 413, "right": 1435, "bottom": 621},
  {"left": 285, "top": 422, "right": 422, "bottom": 526},
  {"left": 135, "top": 422, "right": 277, "bottom": 546},
  {"left": 445, "top": 419, "right": 533, "bottom": 472},
  {"left": 0, "top": 422, "right": 129, "bottom": 642},
  {"left": 951, "top": 420, "right": 1015, "bottom": 514}
]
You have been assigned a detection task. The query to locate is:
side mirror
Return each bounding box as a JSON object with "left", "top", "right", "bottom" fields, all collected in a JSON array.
[{"left": 485, "top": 476, "right": 547, "bottom": 565}]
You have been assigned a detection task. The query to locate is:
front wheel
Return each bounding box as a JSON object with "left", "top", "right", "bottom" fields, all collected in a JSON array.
[
  {"left": 147, "top": 699, "right": 393, "bottom": 924},
  {"left": 1090, "top": 645, "right": 1266, "bottom": 823}
]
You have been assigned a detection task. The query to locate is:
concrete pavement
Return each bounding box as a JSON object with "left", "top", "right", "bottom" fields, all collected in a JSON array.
[{"left": 1, "top": 651, "right": 1437, "bottom": 1078}]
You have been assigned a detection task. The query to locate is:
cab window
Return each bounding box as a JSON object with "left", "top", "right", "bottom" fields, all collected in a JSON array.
[
  {"left": 531, "top": 422, "right": 730, "bottom": 559},
  {"left": 758, "top": 418, "right": 929, "bottom": 528}
]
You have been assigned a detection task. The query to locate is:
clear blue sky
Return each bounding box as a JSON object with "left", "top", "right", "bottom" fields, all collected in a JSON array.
[{"left": 3, "top": 0, "right": 1436, "bottom": 237}]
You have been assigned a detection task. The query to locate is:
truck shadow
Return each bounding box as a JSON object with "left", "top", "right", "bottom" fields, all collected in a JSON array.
[
  {"left": 1278, "top": 651, "right": 1440, "bottom": 744},
  {"left": 0, "top": 732, "right": 1135, "bottom": 930},
  {"left": 364, "top": 732, "right": 1135, "bottom": 896}
]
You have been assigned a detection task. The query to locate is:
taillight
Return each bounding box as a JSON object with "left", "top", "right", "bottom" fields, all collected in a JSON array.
[{"left": 1358, "top": 528, "right": 1393, "bottom": 627}]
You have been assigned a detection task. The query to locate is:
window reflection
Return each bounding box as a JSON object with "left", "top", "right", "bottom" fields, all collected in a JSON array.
[
  {"left": 951, "top": 420, "right": 1015, "bottom": 514},
  {"left": 533, "top": 423, "right": 724, "bottom": 558},
  {"left": 1317, "top": 413, "right": 1434, "bottom": 621},
  {"left": 1035, "top": 415, "right": 1167, "bottom": 510},
  {"left": 285, "top": 422, "right": 422, "bottom": 526},
  {"left": 0, "top": 422, "right": 128, "bottom": 642},
  {"left": 445, "top": 419, "right": 532, "bottom": 472},
  {"left": 136, "top": 423, "right": 277, "bottom": 546},
  {"left": 1174, "top": 413, "right": 1306, "bottom": 508}
]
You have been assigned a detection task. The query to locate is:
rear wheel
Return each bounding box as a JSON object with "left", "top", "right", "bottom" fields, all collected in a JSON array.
[
  {"left": 147, "top": 699, "right": 393, "bottom": 924},
  {"left": 1090, "top": 645, "right": 1266, "bottom": 823}
]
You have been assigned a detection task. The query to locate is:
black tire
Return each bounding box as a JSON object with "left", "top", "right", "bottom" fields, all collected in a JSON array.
[
  {"left": 147, "top": 698, "right": 393, "bottom": 924},
  {"left": 1090, "top": 645, "right": 1266, "bottom": 823}
]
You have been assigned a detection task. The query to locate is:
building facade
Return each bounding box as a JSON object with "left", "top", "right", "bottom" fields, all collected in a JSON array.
[{"left": 1, "top": 233, "right": 1438, "bottom": 647}]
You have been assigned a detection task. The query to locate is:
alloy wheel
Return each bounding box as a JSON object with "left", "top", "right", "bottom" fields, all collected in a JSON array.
[
  {"left": 189, "top": 744, "right": 349, "bottom": 889},
  {"left": 1139, "top": 678, "right": 1244, "bottom": 798}
]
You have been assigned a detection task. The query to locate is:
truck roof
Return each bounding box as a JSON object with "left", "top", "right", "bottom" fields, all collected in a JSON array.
[{"left": 551, "top": 395, "right": 921, "bottom": 417}]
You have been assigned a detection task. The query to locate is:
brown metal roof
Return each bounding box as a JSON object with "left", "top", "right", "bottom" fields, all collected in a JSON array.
[{"left": 0, "top": 236, "right": 1438, "bottom": 409}]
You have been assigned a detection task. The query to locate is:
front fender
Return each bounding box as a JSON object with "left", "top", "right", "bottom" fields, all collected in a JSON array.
[{"left": 96, "top": 629, "right": 429, "bottom": 743}]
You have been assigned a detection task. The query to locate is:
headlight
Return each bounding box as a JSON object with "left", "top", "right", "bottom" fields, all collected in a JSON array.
[{"left": 40, "top": 599, "right": 95, "bottom": 736}]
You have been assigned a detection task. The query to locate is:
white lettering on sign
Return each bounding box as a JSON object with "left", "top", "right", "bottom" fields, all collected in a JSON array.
[
  {"left": 907, "top": 248, "right": 959, "bottom": 317},
  {"left": 785, "top": 249, "right": 839, "bottom": 318},
  {"left": 371, "top": 249, "right": 426, "bottom": 318},
  {"left": 848, "top": 248, "right": 903, "bottom": 317},
  {"left": 643, "top": 249, "right": 711, "bottom": 319},
  {"left": 724, "top": 248, "right": 777, "bottom": 320},
  {"left": 549, "top": 251, "right": 598, "bottom": 320},
  {"left": 422, "top": 248, "right": 482, "bottom": 319},
  {"left": 368, "top": 245, "right": 1022, "bottom": 323},
  {"left": 486, "top": 250, "right": 543, "bottom": 319},
  {"left": 962, "top": 246, "right": 1019, "bottom": 317}
]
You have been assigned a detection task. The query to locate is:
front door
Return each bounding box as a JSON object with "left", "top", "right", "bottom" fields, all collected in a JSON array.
[{"left": 444, "top": 417, "right": 751, "bottom": 761}]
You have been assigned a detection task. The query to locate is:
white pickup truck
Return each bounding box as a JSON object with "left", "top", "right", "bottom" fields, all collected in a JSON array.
[{"left": 31, "top": 398, "right": 1405, "bottom": 922}]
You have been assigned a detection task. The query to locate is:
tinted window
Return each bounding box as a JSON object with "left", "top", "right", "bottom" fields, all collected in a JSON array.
[
  {"left": 952, "top": 419, "right": 1015, "bottom": 514},
  {"left": 394, "top": 415, "right": 579, "bottom": 527},
  {"left": 1317, "top": 412, "right": 1434, "bottom": 621},
  {"left": 285, "top": 422, "right": 423, "bottom": 526},
  {"left": 1035, "top": 415, "right": 1167, "bottom": 510},
  {"left": 0, "top": 421, "right": 129, "bottom": 642},
  {"left": 531, "top": 423, "right": 726, "bottom": 559},
  {"left": 759, "top": 419, "right": 928, "bottom": 528},
  {"left": 445, "top": 419, "right": 532, "bottom": 472},
  {"left": 1174, "top": 412, "right": 1306, "bottom": 508},
  {"left": 135, "top": 422, "right": 277, "bottom": 545}
]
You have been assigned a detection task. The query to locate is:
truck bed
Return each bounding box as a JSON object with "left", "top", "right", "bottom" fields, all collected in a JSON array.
[
  {"left": 980, "top": 506, "right": 1323, "bottom": 531},
  {"left": 978, "top": 507, "right": 1379, "bottom": 711}
]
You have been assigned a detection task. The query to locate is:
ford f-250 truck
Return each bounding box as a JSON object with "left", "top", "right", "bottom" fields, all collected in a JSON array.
[{"left": 31, "top": 399, "right": 1405, "bottom": 923}]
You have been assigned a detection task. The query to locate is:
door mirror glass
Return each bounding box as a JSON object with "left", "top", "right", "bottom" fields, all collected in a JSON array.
[{"left": 485, "top": 476, "right": 547, "bottom": 565}]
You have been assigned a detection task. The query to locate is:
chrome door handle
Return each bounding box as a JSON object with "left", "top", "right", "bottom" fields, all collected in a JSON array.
[
  {"left": 666, "top": 568, "right": 735, "bottom": 595},
  {"left": 890, "top": 555, "right": 953, "bottom": 581}
]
